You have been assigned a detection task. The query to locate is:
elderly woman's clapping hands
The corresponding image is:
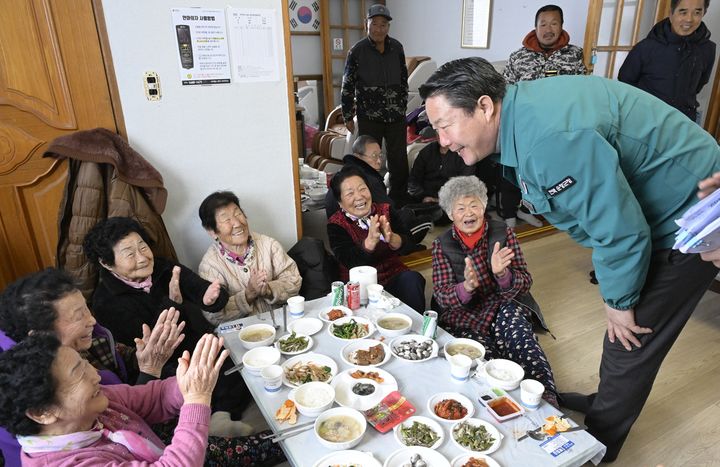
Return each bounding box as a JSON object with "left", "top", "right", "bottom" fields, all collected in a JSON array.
[
  {"left": 246, "top": 269, "right": 269, "bottom": 303},
  {"left": 134, "top": 307, "right": 186, "bottom": 378},
  {"left": 491, "top": 241, "right": 515, "bottom": 277},
  {"left": 176, "top": 334, "right": 229, "bottom": 406}
]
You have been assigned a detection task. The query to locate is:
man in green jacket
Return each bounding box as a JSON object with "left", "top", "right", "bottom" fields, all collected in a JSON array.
[{"left": 420, "top": 57, "right": 720, "bottom": 462}]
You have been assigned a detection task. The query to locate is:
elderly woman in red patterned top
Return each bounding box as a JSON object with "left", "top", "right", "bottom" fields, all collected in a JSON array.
[
  {"left": 327, "top": 166, "right": 426, "bottom": 312},
  {"left": 432, "top": 176, "right": 558, "bottom": 407}
]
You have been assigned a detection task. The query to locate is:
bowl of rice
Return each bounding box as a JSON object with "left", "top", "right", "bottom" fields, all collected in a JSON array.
[{"left": 288, "top": 381, "right": 335, "bottom": 417}]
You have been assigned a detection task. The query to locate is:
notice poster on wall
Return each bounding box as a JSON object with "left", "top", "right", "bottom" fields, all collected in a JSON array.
[
  {"left": 171, "top": 8, "right": 232, "bottom": 85},
  {"left": 227, "top": 8, "right": 280, "bottom": 83}
]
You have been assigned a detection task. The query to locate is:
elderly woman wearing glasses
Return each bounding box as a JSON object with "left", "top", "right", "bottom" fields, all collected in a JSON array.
[
  {"left": 432, "top": 176, "right": 558, "bottom": 407},
  {"left": 324, "top": 135, "right": 390, "bottom": 218}
]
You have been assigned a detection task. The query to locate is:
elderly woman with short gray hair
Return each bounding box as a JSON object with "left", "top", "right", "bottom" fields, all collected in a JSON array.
[{"left": 432, "top": 176, "right": 558, "bottom": 407}]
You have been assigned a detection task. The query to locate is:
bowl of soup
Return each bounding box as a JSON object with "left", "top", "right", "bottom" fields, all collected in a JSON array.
[
  {"left": 314, "top": 407, "right": 367, "bottom": 450},
  {"left": 375, "top": 313, "right": 412, "bottom": 337},
  {"left": 238, "top": 323, "right": 276, "bottom": 350},
  {"left": 444, "top": 338, "right": 486, "bottom": 368}
]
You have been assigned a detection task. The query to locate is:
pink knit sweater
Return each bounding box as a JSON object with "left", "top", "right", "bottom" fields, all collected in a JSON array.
[{"left": 21, "top": 377, "right": 210, "bottom": 467}]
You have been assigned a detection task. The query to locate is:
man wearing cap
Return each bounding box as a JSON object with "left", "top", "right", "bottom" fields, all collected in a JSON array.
[
  {"left": 341, "top": 4, "right": 409, "bottom": 206},
  {"left": 419, "top": 56, "right": 720, "bottom": 462}
]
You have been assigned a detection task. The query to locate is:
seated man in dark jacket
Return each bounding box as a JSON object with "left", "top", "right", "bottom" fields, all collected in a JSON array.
[
  {"left": 618, "top": 0, "right": 715, "bottom": 122},
  {"left": 325, "top": 135, "right": 431, "bottom": 247}
]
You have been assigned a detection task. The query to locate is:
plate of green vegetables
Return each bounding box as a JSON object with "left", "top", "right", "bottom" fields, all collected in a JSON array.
[
  {"left": 451, "top": 418, "right": 503, "bottom": 454},
  {"left": 274, "top": 331, "right": 313, "bottom": 355},
  {"left": 328, "top": 316, "right": 375, "bottom": 340},
  {"left": 394, "top": 415, "right": 445, "bottom": 449}
]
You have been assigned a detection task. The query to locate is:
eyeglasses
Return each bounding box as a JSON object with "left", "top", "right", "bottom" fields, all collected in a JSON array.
[{"left": 364, "top": 152, "right": 383, "bottom": 161}]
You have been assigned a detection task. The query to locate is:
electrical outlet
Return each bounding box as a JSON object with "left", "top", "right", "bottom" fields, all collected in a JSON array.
[{"left": 144, "top": 72, "right": 161, "bottom": 101}]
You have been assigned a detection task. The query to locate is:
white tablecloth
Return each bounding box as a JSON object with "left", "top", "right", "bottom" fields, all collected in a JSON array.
[{"left": 221, "top": 297, "right": 606, "bottom": 467}]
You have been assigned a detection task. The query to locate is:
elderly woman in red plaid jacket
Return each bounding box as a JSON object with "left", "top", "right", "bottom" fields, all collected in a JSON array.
[{"left": 432, "top": 176, "right": 558, "bottom": 407}]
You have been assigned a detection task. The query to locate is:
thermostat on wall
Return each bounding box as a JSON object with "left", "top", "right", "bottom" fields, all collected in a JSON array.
[{"left": 144, "top": 71, "right": 161, "bottom": 101}]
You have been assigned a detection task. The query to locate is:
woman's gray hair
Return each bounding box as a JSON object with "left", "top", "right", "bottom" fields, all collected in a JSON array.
[{"left": 438, "top": 176, "right": 488, "bottom": 215}]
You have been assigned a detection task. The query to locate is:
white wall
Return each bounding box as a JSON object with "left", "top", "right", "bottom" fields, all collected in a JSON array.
[
  {"left": 388, "top": 0, "right": 589, "bottom": 66},
  {"left": 101, "top": 0, "right": 297, "bottom": 269}
]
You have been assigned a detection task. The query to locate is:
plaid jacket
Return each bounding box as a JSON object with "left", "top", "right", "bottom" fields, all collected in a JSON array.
[{"left": 432, "top": 221, "right": 532, "bottom": 335}]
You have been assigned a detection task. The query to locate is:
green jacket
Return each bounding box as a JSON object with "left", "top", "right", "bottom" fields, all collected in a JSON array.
[{"left": 498, "top": 75, "right": 720, "bottom": 310}]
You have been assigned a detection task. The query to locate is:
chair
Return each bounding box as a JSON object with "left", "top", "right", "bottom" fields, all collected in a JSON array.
[{"left": 406, "top": 57, "right": 437, "bottom": 114}]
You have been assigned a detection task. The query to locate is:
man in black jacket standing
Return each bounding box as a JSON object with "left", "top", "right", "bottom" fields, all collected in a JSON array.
[
  {"left": 341, "top": 4, "right": 409, "bottom": 205},
  {"left": 619, "top": 0, "right": 715, "bottom": 122}
]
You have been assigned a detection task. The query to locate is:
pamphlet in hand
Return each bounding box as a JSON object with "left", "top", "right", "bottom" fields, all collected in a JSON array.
[{"left": 673, "top": 187, "right": 720, "bottom": 254}]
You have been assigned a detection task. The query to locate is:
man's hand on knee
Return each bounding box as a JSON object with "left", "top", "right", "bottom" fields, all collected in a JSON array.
[
  {"left": 700, "top": 248, "right": 720, "bottom": 268},
  {"left": 604, "top": 304, "right": 653, "bottom": 351}
]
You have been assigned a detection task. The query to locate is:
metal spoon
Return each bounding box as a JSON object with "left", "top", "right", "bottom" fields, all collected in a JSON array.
[{"left": 524, "top": 425, "right": 587, "bottom": 441}]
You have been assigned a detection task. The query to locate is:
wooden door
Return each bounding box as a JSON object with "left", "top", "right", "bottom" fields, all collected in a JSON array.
[
  {"left": 582, "top": 0, "right": 671, "bottom": 77},
  {"left": 321, "top": 0, "right": 375, "bottom": 115},
  {"left": 0, "top": 0, "right": 119, "bottom": 289}
]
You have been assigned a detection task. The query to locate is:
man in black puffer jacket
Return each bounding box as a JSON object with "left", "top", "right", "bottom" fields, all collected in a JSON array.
[{"left": 619, "top": 0, "right": 715, "bottom": 122}]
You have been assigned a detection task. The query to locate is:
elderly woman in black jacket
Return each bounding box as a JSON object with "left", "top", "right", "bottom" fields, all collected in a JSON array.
[{"left": 83, "top": 216, "right": 253, "bottom": 436}]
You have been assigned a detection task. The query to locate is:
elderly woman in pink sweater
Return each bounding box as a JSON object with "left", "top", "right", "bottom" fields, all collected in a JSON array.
[{"left": 0, "top": 333, "right": 284, "bottom": 466}]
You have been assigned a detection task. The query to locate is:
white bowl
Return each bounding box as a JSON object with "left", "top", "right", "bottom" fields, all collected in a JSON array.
[
  {"left": 450, "top": 418, "right": 503, "bottom": 455},
  {"left": 479, "top": 359, "right": 525, "bottom": 390},
  {"left": 241, "top": 346, "right": 281, "bottom": 376},
  {"left": 328, "top": 316, "right": 375, "bottom": 340},
  {"left": 314, "top": 407, "right": 367, "bottom": 451},
  {"left": 313, "top": 450, "right": 382, "bottom": 467},
  {"left": 450, "top": 453, "right": 501, "bottom": 467},
  {"left": 288, "top": 317, "right": 324, "bottom": 336},
  {"left": 383, "top": 446, "right": 451, "bottom": 467},
  {"left": 318, "top": 305, "right": 353, "bottom": 323},
  {"left": 443, "top": 338, "right": 486, "bottom": 368},
  {"left": 393, "top": 415, "right": 445, "bottom": 450},
  {"left": 375, "top": 313, "right": 413, "bottom": 338},
  {"left": 238, "top": 323, "right": 276, "bottom": 350},
  {"left": 282, "top": 352, "right": 338, "bottom": 388},
  {"left": 389, "top": 334, "right": 439, "bottom": 363},
  {"left": 274, "top": 332, "right": 313, "bottom": 355},
  {"left": 427, "top": 392, "right": 475, "bottom": 423},
  {"left": 340, "top": 339, "right": 391, "bottom": 367},
  {"left": 288, "top": 381, "right": 335, "bottom": 417}
]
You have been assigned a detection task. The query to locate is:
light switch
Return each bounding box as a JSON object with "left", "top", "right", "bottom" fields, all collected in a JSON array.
[{"left": 144, "top": 72, "right": 161, "bottom": 101}]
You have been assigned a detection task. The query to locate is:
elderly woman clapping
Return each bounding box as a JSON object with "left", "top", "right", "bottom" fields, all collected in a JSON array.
[
  {"left": 0, "top": 268, "right": 184, "bottom": 467},
  {"left": 83, "top": 217, "right": 226, "bottom": 360},
  {"left": 327, "top": 166, "right": 426, "bottom": 312},
  {"left": 0, "top": 333, "right": 283, "bottom": 466},
  {"left": 83, "top": 217, "right": 254, "bottom": 431},
  {"left": 198, "top": 191, "right": 302, "bottom": 324},
  {"left": 432, "top": 176, "right": 558, "bottom": 407}
]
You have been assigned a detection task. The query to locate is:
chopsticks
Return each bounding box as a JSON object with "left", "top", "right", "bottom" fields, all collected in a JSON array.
[
  {"left": 260, "top": 421, "right": 315, "bottom": 443},
  {"left": 223, "top": 362, "right": 244, "bottom": 376}
]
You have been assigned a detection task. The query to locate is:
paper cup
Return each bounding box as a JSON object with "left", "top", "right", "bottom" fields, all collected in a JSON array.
[
  {"left": 520, "top": 379, "right": 544, "bottom": 409},
  {"left": 366, "top": 284, "right": 384, "bottom": 306},
  {"left": 261, "top": 365, "right": 284, "bottom": 393},
  {"left": 449, "top": 354, "right": 473, "bottom": 383},
  {"left": 287, "top": 296, "right": 305, "bottom": 318}
]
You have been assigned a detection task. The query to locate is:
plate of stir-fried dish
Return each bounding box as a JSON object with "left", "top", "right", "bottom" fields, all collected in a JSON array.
[{"left": 282, "top": 352, "right": 338, "bottom": 388}]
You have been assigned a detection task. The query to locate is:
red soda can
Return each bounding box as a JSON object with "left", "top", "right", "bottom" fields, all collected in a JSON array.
[{"left": 346, "top": 281, "right": 361, "bottom": 310}]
